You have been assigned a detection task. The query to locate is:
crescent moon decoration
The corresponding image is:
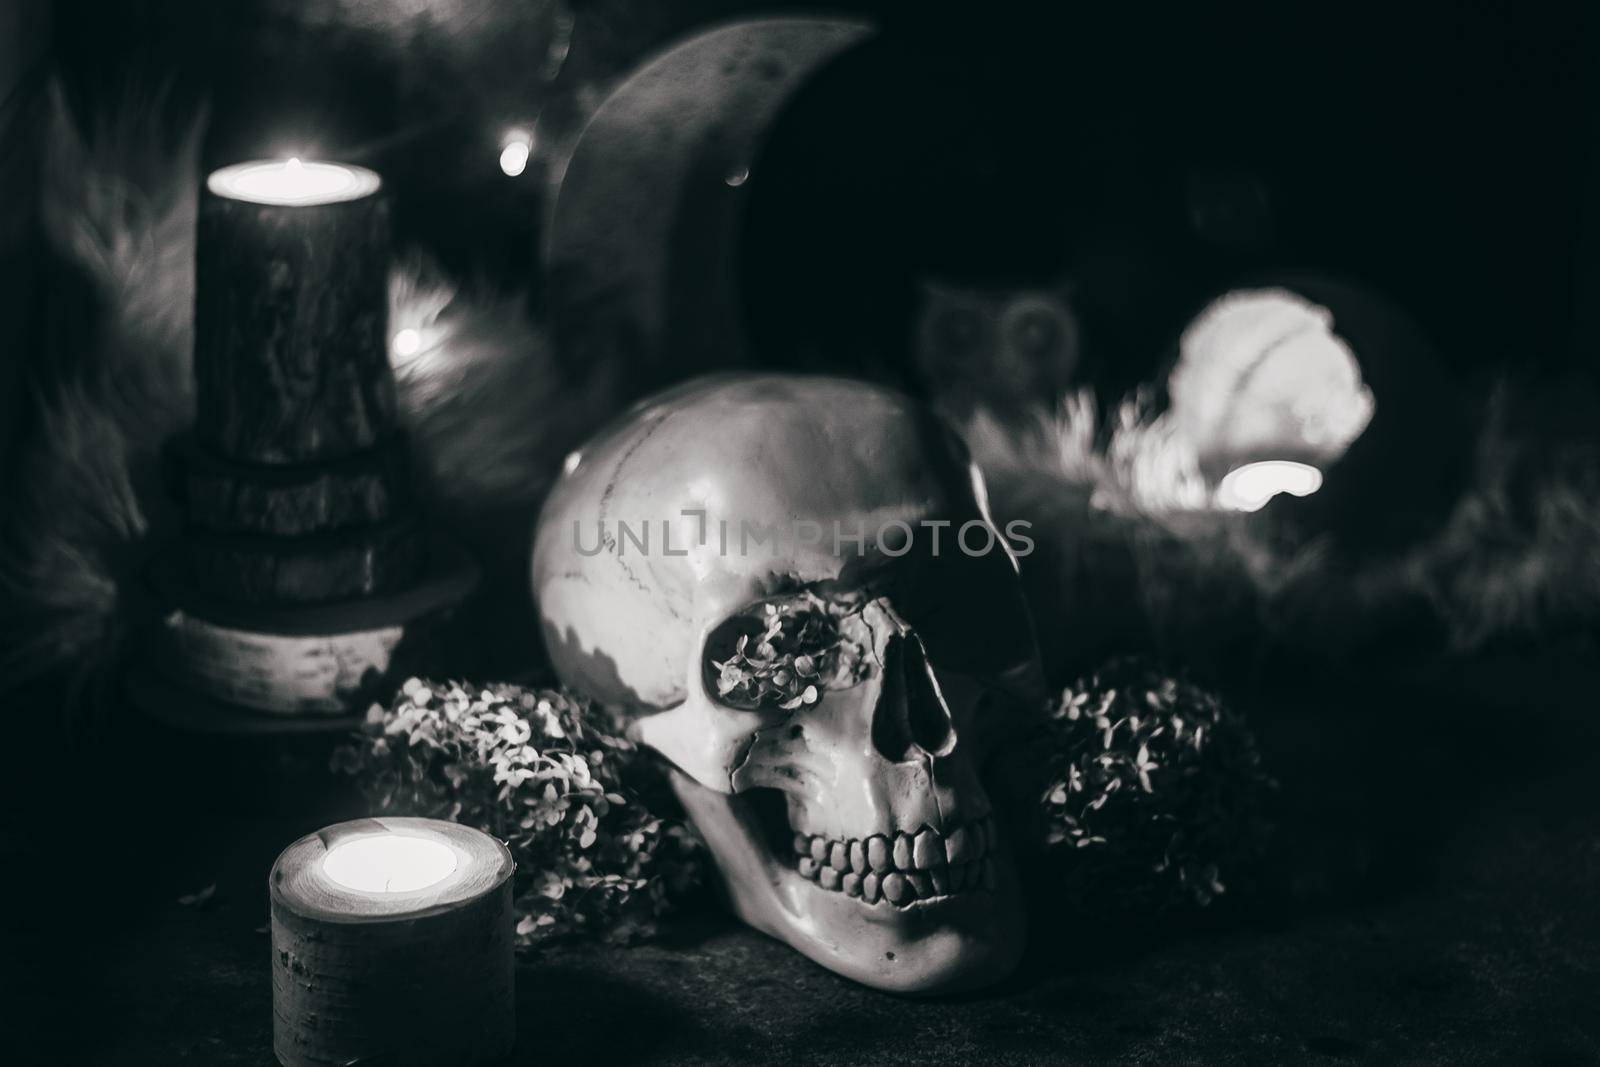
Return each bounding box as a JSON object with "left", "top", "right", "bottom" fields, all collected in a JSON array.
[{"left": 545, "top": 16, "right": 875, "bottom": 397}]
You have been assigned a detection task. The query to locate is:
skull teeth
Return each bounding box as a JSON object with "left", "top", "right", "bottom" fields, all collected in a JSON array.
[{"left": 790, "top": 818, "right": 1001, "bottom": 907}]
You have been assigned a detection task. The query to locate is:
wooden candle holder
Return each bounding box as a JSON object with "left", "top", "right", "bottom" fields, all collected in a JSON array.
[
  {"left": 131, "top": 160, "right": 479, "bottom": 729},
  {"left": 271, "top": 818, "right": 515, "bottom": 1067}
]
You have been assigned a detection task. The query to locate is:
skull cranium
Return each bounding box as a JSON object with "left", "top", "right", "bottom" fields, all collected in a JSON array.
[{"left": 532, "top": 375, "right": 1043, "bottom": 992}]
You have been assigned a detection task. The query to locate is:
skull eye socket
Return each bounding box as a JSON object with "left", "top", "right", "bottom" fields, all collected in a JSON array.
[{"left": 703, "top": 595, "right": 859, "bottom": 711}]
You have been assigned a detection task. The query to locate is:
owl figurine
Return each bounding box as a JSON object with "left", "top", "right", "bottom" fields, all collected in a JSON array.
[{"left": 912, "top": 277, "right": 1082, "bottom": 419}]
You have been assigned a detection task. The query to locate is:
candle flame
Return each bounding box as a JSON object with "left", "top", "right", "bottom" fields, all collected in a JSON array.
[
  {"left": 1215, "top": 460, "right": 1323, "bottom": 512},
  {"left": 208, "top": 158, "right": 380, "bottom": 206},
  {"left": 322, "top": 833, "right": 461, "bottom": 894}
]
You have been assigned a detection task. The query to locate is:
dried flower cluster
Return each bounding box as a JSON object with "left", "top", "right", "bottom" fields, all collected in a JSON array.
[
  {"left": 711, "top": 597, "right": 857, "bottom": 709},
  {"left": 1033, "top": 657, "right": 1274, "bottom": 909},
  {"left": 332, "top": 678, "right": 704, "bottom": 947}
]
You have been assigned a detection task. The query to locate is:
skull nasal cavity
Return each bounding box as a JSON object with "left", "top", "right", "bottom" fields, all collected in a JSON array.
[{"left": 870, "top": 636, "right": 956, "bottom": 762}]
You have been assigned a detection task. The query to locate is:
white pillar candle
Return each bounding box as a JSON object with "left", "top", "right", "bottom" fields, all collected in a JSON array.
[{"left": 270, "top": 818, "right": 515, "bottom": 1067}]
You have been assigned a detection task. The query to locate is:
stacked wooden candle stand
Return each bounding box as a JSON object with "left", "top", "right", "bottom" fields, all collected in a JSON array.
[{"left": 130, "top": 162, "right": 478, "bottom": 731}]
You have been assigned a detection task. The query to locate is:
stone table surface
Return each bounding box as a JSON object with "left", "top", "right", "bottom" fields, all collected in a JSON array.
[{"left": 7, "top": 647, "right": 1600, "bottom": 1065}]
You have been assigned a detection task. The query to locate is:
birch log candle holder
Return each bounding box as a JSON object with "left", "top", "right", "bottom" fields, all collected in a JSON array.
[
  {"left": 270, "top": 817, "right": 516, "bottom": 1067},
  {"left": 131, "top": 158, "right": 478, "bottom": 731}
]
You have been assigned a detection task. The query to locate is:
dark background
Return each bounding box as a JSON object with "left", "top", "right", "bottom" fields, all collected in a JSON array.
[
  {"left": 4, "top": 3, "right": 1595, "bottom": 482},
  {"left": 24, "top": 1, "right": 1598, "bottom": 383}
]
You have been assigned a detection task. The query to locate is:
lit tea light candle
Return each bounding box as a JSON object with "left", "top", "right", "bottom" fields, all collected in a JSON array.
[
  {"left": 207, "top": 157, "right": 381, "bottom": 206},
  {"left": 271, "top": 818, "right": 515, "bottom": 1066},
  {"left": 321, "top": 829, "right": 460, "bottom": 892},
  {"left": 1216, "top": 459, "right": 1323, "bottom": 512}
]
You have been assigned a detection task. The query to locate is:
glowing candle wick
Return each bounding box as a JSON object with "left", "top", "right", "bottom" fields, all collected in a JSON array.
[
  {"left": 208, "top": 158, "right": 380, "bottom": 206},
  {"left": 322, "top": 833, "right": 461, "bottom": 894}
]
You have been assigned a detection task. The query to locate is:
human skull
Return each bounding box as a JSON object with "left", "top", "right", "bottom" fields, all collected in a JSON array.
[{"left": 532, "top": 375, "right": 1043, "bottom": 993}]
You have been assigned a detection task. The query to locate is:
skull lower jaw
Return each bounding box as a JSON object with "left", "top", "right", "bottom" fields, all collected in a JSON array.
[{"left": 670, "top": 769, "right": 1027, "bottom": 994}]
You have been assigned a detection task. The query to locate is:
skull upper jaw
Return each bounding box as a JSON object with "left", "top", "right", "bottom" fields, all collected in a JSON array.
[{"left": 670, "top": 768, "right": 1026, "bottom": 995}]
